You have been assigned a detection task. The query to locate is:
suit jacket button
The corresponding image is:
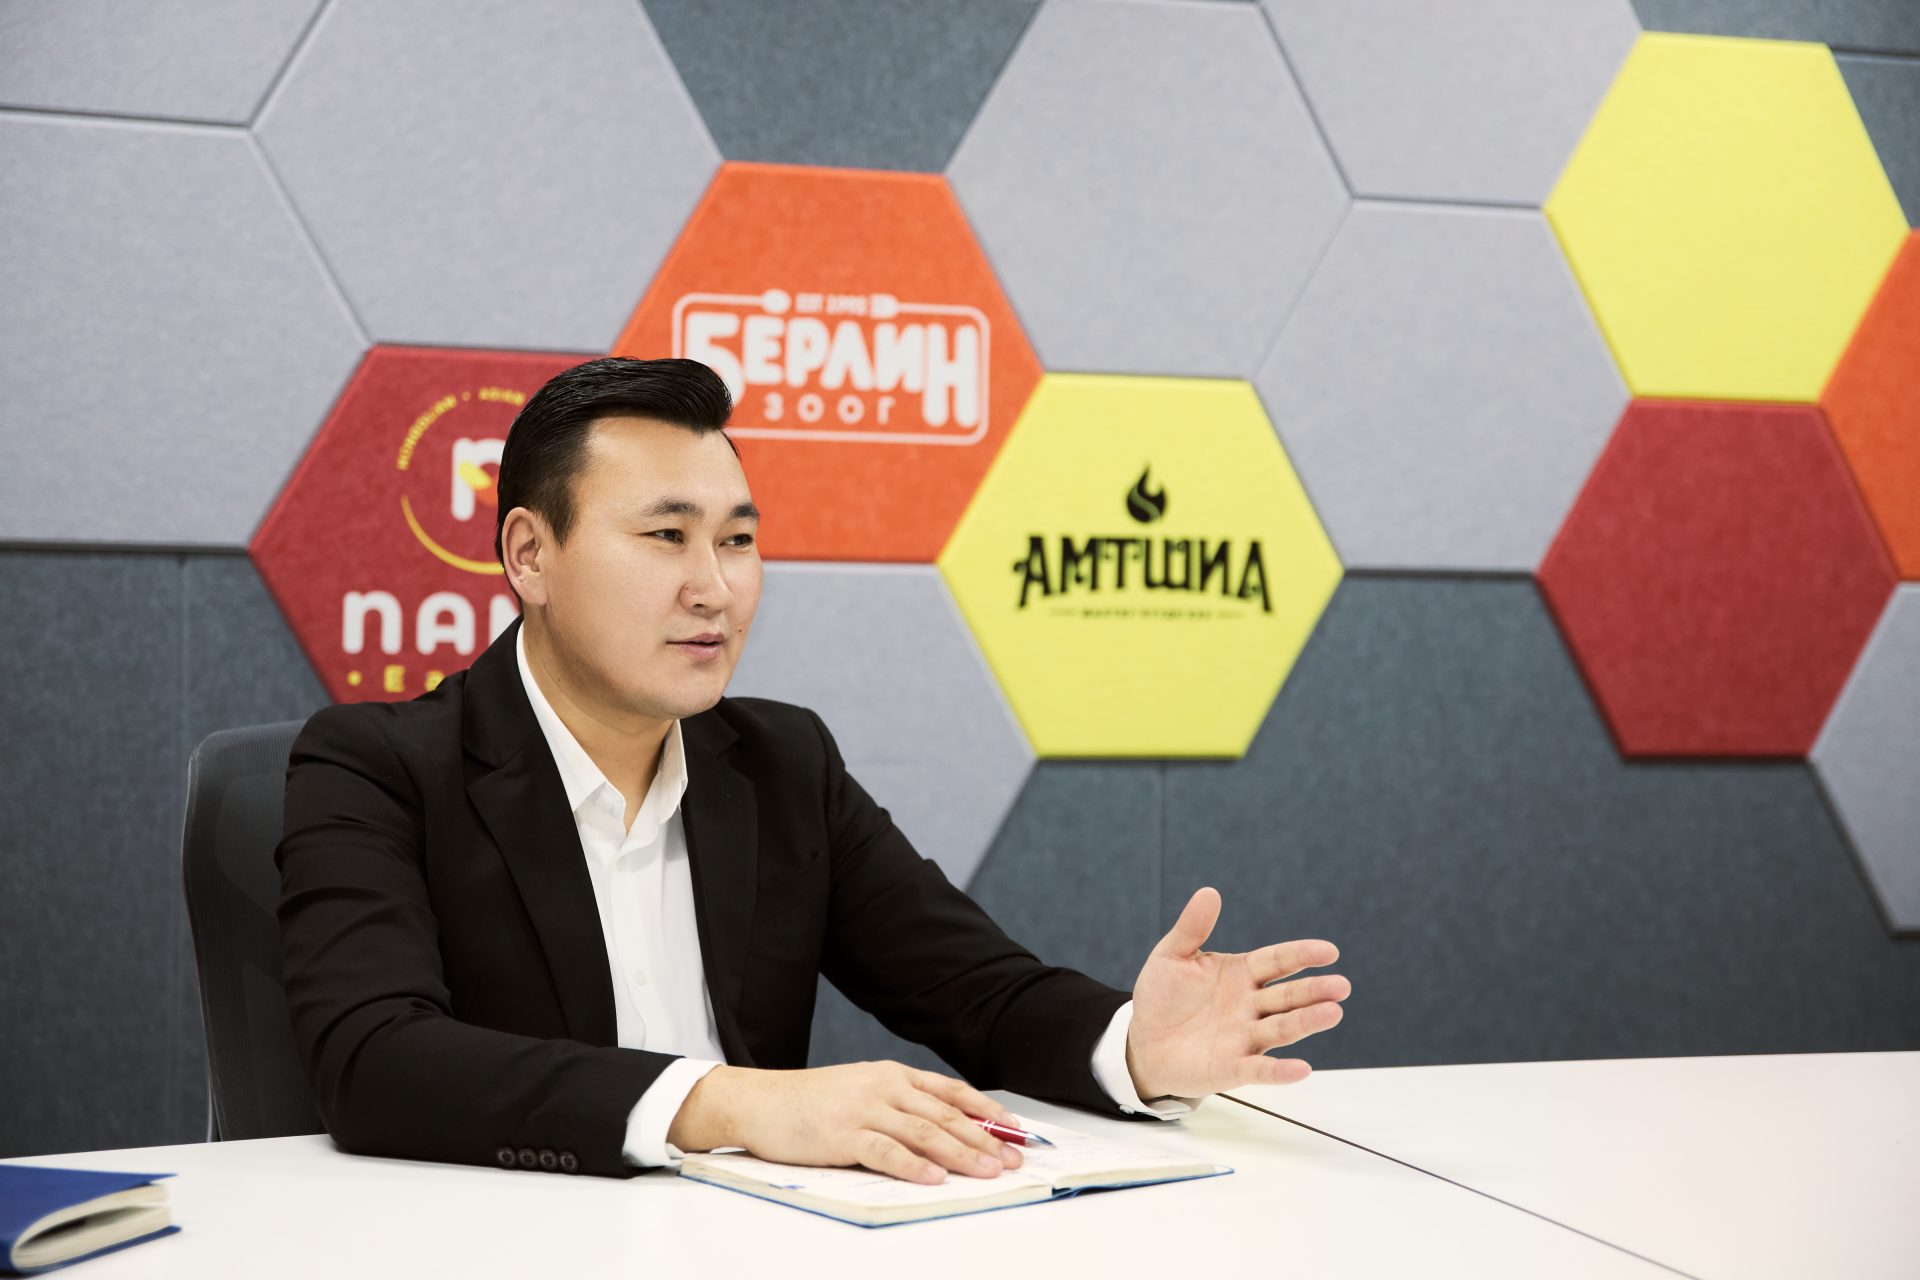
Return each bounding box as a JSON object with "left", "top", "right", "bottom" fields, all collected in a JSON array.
[
  {"left": 538, "top": 1149, "right": 558, "bottom": 1171},
  {"left": 516, "top": 1147, "right": 538, "bottom": 1170},
  {"left": 495, "top": 1147, "right": 516, "bottom": 1168},
  {"left": 558, "top": 1151, "right": 579, "bottom": 1174}
]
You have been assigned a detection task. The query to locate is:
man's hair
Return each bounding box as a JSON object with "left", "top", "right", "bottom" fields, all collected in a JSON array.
[{"left": 494, "top": 356, "right": 734, "bottom": 563}]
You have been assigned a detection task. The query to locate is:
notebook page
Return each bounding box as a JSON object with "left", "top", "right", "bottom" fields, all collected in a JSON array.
[
  {"left": 684, "top": 1152, "right": 1051, "bottom": 1208},
  {"left": 1008, "top": 1118, "right": 1217, "bottom": 1182}
]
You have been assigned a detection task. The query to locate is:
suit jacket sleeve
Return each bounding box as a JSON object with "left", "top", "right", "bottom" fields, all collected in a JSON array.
[
  {"left": 805, "top": 709, "right": 1152, "bottom": 1120},
  {"left": 276, "top": 705, "right": 669, "bottom": 1177}
]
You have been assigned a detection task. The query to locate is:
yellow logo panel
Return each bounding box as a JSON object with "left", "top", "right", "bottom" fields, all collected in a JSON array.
[
  {"left": 1546, "top": 34, "right": 1906, "bottom": 402},
  {"left": 939, "top": 375, "right": 1341, "bottom": 758}
]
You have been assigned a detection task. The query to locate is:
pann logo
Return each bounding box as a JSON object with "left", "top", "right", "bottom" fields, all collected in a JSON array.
[{"left": 674, "top": 288, "right": 990, "bottom": 445}]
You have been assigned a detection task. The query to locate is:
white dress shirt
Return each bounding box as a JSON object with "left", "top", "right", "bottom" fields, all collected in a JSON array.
[{"left": 515, "top": 630, "right": 1191, "bottom": 1169}]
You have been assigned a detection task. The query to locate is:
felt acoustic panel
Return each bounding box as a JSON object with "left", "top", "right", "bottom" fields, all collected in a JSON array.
[
  {"left": 1546, "top": 34, "right": 1907, "bottom": 402},
  {"left": 946, "top": 0, "right": 1346, "bottom": 378},
  {"left": 1632, "top": 0, "right": 1920, "bottom": 55},
  {"left": 1814, "top": 588, "right": 1920, "bottom": 935},
  {"left": 1538, "top": 402, "right": 1897, "bottom": 758},
  {"left": 255, "top": 0, "right": 717, "bottom": 351},
  {"left": 0, "top": 0, "right": 321, "bottom": 123},
  {"left": 1255, "top": 203, "right": 1627, "bottom": 571},
  {"left": 724, "top": 564, "right": 1033, "bottom": 891},
  {"left": 184, "top": 556, "right": 328, "bottom": 753},
  {"left": 1163, "top": 577, "right": 1920, "bottom": 1069},
  {"left": 0, "top": 554, "right": 194, "bottom": 1157},
  {"left": 810, "top": 761, "right": 1162, "bottom": 1072},
  {"left": 1838, "top": 55, "right": 1920, "bottom": 225},
  {"left": 1823, "top": 232, "right": 1920, "bottom": 579},
  {"left": 641, "top": 0, "right": 1037, "bottom": 172},
  {"left": 1262, "top": 0, "right": 1639, "bottom": 205},
  {"left": 0, "top": 116, "right": 364, "bottom": 547}
]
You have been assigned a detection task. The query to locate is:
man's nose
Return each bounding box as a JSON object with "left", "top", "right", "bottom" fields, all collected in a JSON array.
[{"left": 682, "top": 546, "right": 733, "bottom": 608}]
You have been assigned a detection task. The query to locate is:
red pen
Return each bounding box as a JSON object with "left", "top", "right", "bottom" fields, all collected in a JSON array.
[{"left": 971, "top": 1115, "right": 1055, "bottom": 1148}]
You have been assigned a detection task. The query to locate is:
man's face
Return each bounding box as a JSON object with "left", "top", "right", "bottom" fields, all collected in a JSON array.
[{"left": 534, "top": 416, "right": 762, "bottom": 722}]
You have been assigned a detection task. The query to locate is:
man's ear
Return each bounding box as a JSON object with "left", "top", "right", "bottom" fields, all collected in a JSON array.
[{"left": 499, "top": 506, "right": 550, "bottom": 607}]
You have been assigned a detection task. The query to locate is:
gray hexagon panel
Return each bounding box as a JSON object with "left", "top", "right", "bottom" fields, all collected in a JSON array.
[
  {"left": 1813, "top": 588, "right": 1920, "bottom": 935},
  {"left": 641, "top": 0, "right": 1038, "bottom": 172},
  {"left": 0, "top": 0, "right": 321, "bottom": 123},
  {"left": 1633, "top": 0, "right": 1920, "bottom": 55},
  {"left": 255, "top": 0, "right": 717, "bottom": 351},
  {"left": 724, "top": 564, "right": 1033, "bottom": 890},
  {"left": 1254, "top": 203, "right": 1627, "bottom": 571},
  {"left": 0, "top": 116, "right": 364, "bottom": 547},
  {"left": 947, "top": 0, "right": 1346, "bottom": 377},
  {"left": 1838, "top": 54, "right": 1920, "bottom": 226},
  {"left": 1263, "top": 0, "right": 1639, "bottom": 205}
]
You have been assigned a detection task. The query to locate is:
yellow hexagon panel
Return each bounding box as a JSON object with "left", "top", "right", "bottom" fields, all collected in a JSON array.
[
  {"left": 1546, "top": 33, "right": 1906, "bottom": 402},
  {"left": 938, "top": 375, "right": 1341, "bottom": 759}
]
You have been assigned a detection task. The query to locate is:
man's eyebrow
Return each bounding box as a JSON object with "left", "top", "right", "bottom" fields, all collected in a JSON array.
[{"left": 635, "top": 498, "right": 760, "bottom": 522}]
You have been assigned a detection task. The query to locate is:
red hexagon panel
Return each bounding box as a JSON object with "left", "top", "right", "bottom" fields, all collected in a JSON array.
[
  {"left": 612, "top": 162, "right": 1040, "bottom": 563},
  {"left": 1539, "top": 402, "right": 1897, "bottom": 757},
  {"left": 251, "top": 346, "right": 594, "bottom": 702},
  {"left": 1823, "top": 231, "right": 1920, "bottom": 580}
]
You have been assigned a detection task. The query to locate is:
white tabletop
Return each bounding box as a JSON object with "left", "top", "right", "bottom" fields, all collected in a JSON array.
[
  {"left": 7, "top": 1086, "right": 1663, "bottom": 1279},
  {"left": 1227, "top": 1051, "right": 1920, "bottom": 1280}
]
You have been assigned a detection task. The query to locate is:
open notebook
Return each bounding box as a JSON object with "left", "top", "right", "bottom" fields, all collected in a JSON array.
[{"left": 677, "top": 1116, "right": 1230, "bottom": 1227}]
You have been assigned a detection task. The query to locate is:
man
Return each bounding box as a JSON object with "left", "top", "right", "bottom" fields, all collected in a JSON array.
[{"left": 277, "top": 357, "right": 1350, "bottom": 1184}]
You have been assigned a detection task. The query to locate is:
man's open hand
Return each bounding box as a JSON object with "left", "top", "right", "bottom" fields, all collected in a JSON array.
[
  {"left": 1125, "top": 886, "right": 1350, "bottom": 1100},
  {"left": 667, "top": 1061, "right": 1025, "bottom": 1185}
]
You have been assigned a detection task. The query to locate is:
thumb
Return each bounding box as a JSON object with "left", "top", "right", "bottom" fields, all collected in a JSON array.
[{"left": 1155, "top": 886, "right": 1221, "bottom": 960}]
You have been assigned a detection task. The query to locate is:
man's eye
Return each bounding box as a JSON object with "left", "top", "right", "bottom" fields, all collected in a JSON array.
[
  {"left": 727, "top": 534, "right": 756, "bottom": 547},
  {"left": 648, "top": 529, "right": 683, "bottom": 542}
]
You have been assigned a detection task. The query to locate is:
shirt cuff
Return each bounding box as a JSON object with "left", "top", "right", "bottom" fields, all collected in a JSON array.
[
  {"left": 1089, "top": 1001, "right": 1199, "bottom": 1120},
  {"left": 622, "top": 1057, "right": 725, "bottom": 1168}
]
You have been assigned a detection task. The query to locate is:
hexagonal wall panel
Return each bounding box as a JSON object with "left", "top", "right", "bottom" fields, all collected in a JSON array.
[
  {"left": 1813, "top": 588, "right": 1920, "bottom": 934},
  {"left": 1632, "top": 0, "right": 1920, "bottom": 55},
  {"left": 1823, "top": 232, "right": 1920, "bottom": 580},
  {"left": 251, "top": 347, "right": 598, "bottom": 702},
  {"left": 725, "top": 564, "right": 1032, "bottom": 890},
  {"left": 0, "top": 0, "right": 321, "bottom": 123},
  {"left": 946, "top": 0, "right": 1346, "bottom": 378},
  {"left": 640, "top": 0, "right": 1037, "bottom": 172},
  {"left": 0, "top": 116, "right": 364, "bottom": 546},
  {"left": 255, "top": 0, "right": 717, "bottom": 351},
  {"left": 1255, "top": 203, "right": 1627, "bottom": 571},
  {"left": 1546, "top": 34, "right": 1906, "bottom": 402},
  {"left": 939, "top": 374, "right": 1341, "bottom": 758},
  {"left": 1263, "top": 0, "right": 1639, "bottom": 205},
  {"left": 1837, "top": 54, "right": 1920, "bottom": 225},
  {"left": 615, "top": 164, "right": 1040, "bottom": 563},
  {"left": 1539, "top": 402, "right": 1897, "bottom": 757}
]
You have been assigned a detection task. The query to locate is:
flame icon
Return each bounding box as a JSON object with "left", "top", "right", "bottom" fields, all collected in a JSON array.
[{"left": 1125, "top": 465, "right": 1167, "bottom": 524}]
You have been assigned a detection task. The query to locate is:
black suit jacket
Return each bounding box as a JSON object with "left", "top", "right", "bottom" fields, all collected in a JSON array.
[{"left": 276, "top": 620, "right": 1139, "bottom": 1178}]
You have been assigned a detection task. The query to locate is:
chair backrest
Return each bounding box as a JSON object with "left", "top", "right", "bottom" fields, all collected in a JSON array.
[{"left": 181, "top": 721, "right": 323, "bottom": 1142}]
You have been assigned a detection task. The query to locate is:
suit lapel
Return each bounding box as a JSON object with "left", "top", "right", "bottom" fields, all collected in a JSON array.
[
  {"left": 463, "top": 622, "right": 618, "bottom": 1047},
  {"left": 680, "top": 711, "right": 758, "bottom": 1067}
]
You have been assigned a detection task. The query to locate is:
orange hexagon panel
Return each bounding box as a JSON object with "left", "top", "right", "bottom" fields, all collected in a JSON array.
[
  {"left": 1539, "top": 401, "right": 1897, "bottom": 758},
  {"left": 1823, "top": 231, "right": 1920, "bottom": 581},
  {"left": 251, "top": 346, "right": 595, "bottom": 702},
  {"left": 613, "top": 162, "right": 1041, "bottom": 562}
]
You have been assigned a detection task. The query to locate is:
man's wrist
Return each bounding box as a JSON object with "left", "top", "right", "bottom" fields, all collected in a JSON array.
[
  {"left": 1125, "top": 1028, "right": 1164, "bottom": 1101},
  {"left": 666, "top": 1064, "right": 750, "bottom": 1152}
]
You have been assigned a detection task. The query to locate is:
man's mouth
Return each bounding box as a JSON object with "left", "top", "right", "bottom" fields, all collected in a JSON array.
[{"left": 670, "top": 634, "right": 723, "bottom": 649}]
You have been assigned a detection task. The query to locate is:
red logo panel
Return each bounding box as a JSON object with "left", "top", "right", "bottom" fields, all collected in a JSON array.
[
  {"left": 251, "top": 346, "right": 592, "bottom": 702},
  {"left": 614, "top": 163, "right": 1041, "bottom": 562}
]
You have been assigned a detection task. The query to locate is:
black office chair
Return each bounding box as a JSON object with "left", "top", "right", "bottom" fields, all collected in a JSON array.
[{"left": 181, "top": 721, "right": 324, "bottom": 1141}]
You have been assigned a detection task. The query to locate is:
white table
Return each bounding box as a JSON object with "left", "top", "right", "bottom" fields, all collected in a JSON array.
[
  {"left": 7, "top": 1085, "right": 1663, "bottom": 1278},
  {"left": 1228, "top": 1051, "right": 1920, "bottom": 1280}
]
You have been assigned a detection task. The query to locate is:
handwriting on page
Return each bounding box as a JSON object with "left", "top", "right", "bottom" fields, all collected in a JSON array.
[
  {"left": 696, "top": 1153, "right": 1050, "bottom": 1206},
  {"left": 1012, "top": 1119, "right": 1201, "bottom": 1179}
]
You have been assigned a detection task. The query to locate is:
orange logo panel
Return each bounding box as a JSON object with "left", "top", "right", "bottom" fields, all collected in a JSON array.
[
  {"left": 251, "top": 346, "right": 593, "bottom": 701},
  {"left": 614, "top": 163, "right": 1040, "bottom": 562}
]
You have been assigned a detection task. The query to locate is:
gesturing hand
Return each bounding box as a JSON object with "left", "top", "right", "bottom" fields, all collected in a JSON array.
[
  {"left": 1124, "top": 886, "right": 1349, "bottom": 1100},
  {"left": 669, "top": 1060, "right": 1026, "bottom": 1186}
]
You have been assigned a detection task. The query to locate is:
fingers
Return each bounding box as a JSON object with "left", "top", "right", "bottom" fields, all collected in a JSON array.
[
  {"left": 891, "top": 1087, "right": 1023, "bottom": 1174},
  {"left": 1250, "top": 1000, "right": 1343, "bottom": 1052},
  {"left": 1154, "top": 886, "right": 1223, "bottom": 960},
  {"left": 1253, "top": 973, "right": 1351, "bottom": 1017},
  {"left": 1236, "top": 1056, "right": 1313, "bottom": 1088},
  {"left": 1246, "top": 938, "right": 1340, "bottom": 987},
  {"left": 910, "top": 1069, "right": 1015, "bottom": 1127}
]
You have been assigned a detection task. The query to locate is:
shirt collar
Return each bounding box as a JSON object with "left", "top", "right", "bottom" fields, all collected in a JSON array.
[{"left": 516, "top": 626, "right": 688, "bottom": 836}]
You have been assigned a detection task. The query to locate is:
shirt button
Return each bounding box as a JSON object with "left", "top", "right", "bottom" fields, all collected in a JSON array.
[{"left": 630, "top": 967, "right": 648, "bottom": 986}]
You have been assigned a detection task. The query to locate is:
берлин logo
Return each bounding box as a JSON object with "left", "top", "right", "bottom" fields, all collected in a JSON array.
[
  {"left": 1012, "top": 467, "right": 1272, "bottom": 614},
  {"left": 674, "top": 288, "right": 989, "bottom": 444},
  {"left": 341, "top": 385, "right": 522, "bottom": 693}
]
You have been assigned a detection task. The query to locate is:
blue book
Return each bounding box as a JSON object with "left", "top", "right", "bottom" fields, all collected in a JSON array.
[{"left": 0, "top": 1167, "right": 177, "bottom": 1275}]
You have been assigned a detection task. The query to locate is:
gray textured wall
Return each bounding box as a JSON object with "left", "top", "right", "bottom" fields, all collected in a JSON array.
[{"left": 3, "top": 0, "right": 1916, "bottom": 1159}]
